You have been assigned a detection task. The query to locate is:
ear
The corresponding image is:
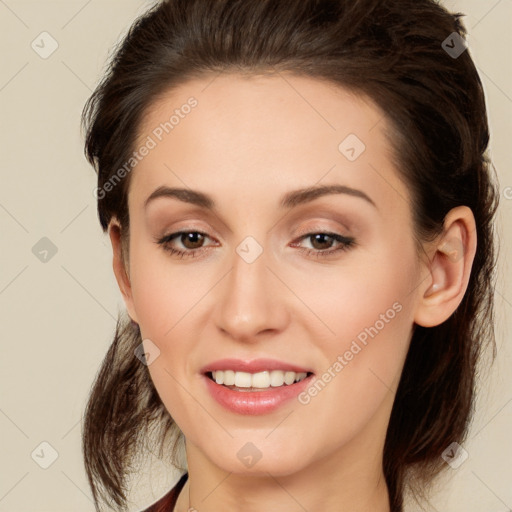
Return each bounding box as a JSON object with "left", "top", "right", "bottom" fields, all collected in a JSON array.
[
  {"left": 108, "top": 219, "right": 139, "bottom": 324},
  {"left": 413, "top": 206, "right": 477, "bottom": 328}
]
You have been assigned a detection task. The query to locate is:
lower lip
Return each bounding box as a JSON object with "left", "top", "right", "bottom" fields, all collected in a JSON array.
[{"left": 203, "top": 373, "right": 314, "bottom": 415}]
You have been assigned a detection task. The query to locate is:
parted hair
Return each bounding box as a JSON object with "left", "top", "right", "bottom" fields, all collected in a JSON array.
[{"left": 81, "top": 0, "right": 500, "bottom": 510}]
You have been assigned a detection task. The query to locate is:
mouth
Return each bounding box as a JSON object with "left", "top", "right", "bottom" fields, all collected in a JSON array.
[{"left": 205, "top": 370, "right": 315, "bottom": 392}]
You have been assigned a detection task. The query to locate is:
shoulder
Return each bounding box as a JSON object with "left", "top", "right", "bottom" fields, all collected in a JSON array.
[{"left": 139, "top": 473, "right": 188, "bottom": 512}]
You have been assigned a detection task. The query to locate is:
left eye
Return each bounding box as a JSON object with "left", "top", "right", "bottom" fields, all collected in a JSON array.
[
  {"left": 156, "top": 231, "right": 356, "bottom": 259},
  {"left": 291, "top": 232, "right": 356, "bottom": 258}
]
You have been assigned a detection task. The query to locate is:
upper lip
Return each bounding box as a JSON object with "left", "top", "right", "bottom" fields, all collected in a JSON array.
[{"left": 200, "top": 358, "right": 314, "bottom": 375}]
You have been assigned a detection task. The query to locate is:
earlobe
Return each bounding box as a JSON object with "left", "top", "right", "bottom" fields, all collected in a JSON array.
[
  {"left": 414, "top": 206, "right": 477, "bottom": 328},
  {"left": 108, "top": 220, "right": 139, "bottom": 324}
]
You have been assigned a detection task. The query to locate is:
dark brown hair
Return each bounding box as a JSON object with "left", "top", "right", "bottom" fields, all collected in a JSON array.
[{"left": 81, "top": 1, "right": 500, "bottom": 510}]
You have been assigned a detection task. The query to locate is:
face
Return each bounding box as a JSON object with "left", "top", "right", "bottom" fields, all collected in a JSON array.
[{"left": 115, "top": 73, "right": 427, "bottom": 477}]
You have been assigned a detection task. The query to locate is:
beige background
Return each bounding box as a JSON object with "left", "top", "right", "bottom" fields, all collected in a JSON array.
[{"left": 0, "top": 0, "right": 510, "bottom": 511}]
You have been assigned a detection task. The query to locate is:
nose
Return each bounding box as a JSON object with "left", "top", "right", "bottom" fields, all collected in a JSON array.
[{"left": 214, "top": 239, "right": 289, "bottom": 343}]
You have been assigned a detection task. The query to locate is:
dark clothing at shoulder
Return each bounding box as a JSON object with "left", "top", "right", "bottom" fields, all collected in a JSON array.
[{"left": 140, "top": 473, "right": 188, "bottom": 512}]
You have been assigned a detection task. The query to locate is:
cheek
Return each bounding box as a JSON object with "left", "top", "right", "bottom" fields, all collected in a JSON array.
[
  {"left": 144, "top": 354, "right": 197, "bottom": 430},
  {"left": 296, "top": 239, "right": 417, "bottom": 429},
  {"left": 292, "top": 291, "right": 414, "bottom": 456},
  {"left": 128, "top": 243, "right": 210, "bottom": 339},
  {"left": 293, "top": 234, "right": 417, "bottom": 351}
]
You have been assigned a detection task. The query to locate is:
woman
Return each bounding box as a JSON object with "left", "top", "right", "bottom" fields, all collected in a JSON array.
[{"left": 81, "top": 0, "right": 499, "bottom": 511}]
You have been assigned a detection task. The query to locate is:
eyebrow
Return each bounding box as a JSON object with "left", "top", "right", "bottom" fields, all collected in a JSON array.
[{"left": 144, "top": 184, "right": 377, "bottom": 211}]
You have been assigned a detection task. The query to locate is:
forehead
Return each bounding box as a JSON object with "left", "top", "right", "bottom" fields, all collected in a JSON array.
[
  {"left": 136, "top": 72, "right": 384, "bottom": 147},
  {"left": 130, "top": 72, "right": 409, "bottom": 216}
]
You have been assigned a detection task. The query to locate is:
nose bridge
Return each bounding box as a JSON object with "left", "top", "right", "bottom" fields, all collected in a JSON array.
[{"left": 215, "top": 233, "right": 285, "bottom": 340}]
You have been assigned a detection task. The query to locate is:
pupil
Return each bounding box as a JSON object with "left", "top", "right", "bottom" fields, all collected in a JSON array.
[
  {"left": 184, "top": 232, "right": 203, "bottom": 248},
  {"left": 312, "top": 234, "right": 331, "bottom": 250}
]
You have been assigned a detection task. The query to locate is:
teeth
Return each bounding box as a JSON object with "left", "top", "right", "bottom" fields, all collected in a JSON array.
[{"left": 211, "top": 370, "right": 308, "bottom": 388}]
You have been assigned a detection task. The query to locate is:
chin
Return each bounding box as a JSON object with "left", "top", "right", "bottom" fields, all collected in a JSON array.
[{"left": 200, "top": 439, "right": 315, "bottom": 477}]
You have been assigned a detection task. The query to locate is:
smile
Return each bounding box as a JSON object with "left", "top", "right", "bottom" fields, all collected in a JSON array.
[
  {"left": 203, "top": 371, "right": 315, "bottom": 415},
  {"left": 207, "top": 370, "right": 311, "bottom": 390}
]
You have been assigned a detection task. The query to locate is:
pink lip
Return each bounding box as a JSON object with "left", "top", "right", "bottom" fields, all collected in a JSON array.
[
  {"left": 202, "top": 372, "right": 314, "bottom": 415},
  {"left": 200, "top": 358, "right": 313, "bottom": 374}
]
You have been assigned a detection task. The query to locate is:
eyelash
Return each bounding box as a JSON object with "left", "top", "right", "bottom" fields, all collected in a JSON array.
[{"left": 156, "top": 230, "right": 356, "bottom": 259}]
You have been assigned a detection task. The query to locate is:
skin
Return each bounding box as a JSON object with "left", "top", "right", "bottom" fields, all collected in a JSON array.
[{"left": 108, "top": 72, "right": 477, "bottom": 512}]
